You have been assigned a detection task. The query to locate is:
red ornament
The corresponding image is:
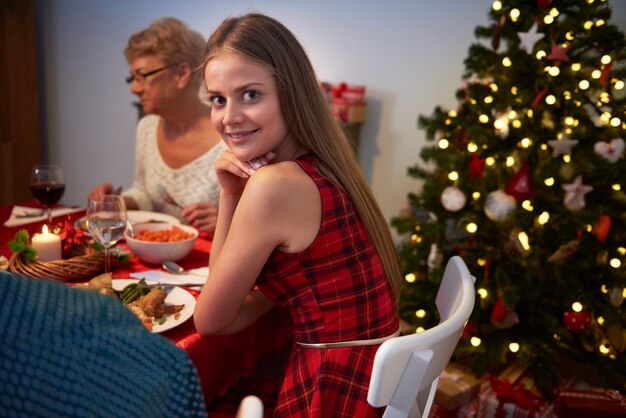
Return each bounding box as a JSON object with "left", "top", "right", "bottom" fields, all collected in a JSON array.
[
  {"left": 491, "top": 298, "right": 507, "bottom": 322},
  {"left": 563, "top": 310, "right": 592, "bottom": 333},
  {"left": 593, "top": 214, "right": 612, "bottom": 244},
  {"left": 537, "top": 0, "right": 552, "bottom": 8},
  {"left": 546, "top": 42, "right": 570, "bottom": 63},
  {"left": 469, "top": 154, "right": 486, "bottom": 179},
  {"left": 492, "top": 15, "right": 506, "bottom": 51},
  {"left": 458, "top": 129, "right": 469, "bottom": 145},
  {"left": 600, "top": 62, "right": 613, "bottom": 86},
  {"left": 505, "top": 161, "right": 535, "bottom": 201},
  {"left": 531, "top": 87, "right": 549, "bottom": 109},
  {"left": 461, "top": 320, "right": 478, "bottom": 339},
  {"left": 483, "top": 258, "right": 490, "bottom": 285}
]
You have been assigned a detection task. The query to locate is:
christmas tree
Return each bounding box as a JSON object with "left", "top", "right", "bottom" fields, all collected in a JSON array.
[{"left": 394, "top": 0, "right": 626, "bottom": 396}]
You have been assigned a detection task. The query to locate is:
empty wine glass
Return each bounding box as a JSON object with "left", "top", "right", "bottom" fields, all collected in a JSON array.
[
  {"left": 87, "top": 195, "right": 127, "bottom": 273},
  {"left": 30, "top": 164, "right": 65, "bottom": 225}
]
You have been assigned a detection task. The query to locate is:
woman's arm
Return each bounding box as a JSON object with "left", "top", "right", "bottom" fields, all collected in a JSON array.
[
  {"left": 208, "top": 190, "right": 239, "bottom": 270},
  {"left": 194, "top": 162, "right": 320, "bottom": 336}
]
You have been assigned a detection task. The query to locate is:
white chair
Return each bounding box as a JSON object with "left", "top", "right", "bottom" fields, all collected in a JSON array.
[
  {"left": 236, "top": 395, "right": 264, "bottom": 418},
  {"left": 367, "top": 256, "right": 476, "bottom": 418}
]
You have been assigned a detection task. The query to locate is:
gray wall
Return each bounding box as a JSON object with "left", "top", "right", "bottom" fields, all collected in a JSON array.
[{"left": 37, "top": 0, "right": 626, "bottom": 238}]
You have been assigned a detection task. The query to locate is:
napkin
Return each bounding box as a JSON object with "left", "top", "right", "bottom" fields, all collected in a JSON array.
[
  {"left": 129, "top": 267, "right": 209, "bottom": 286},
  {"left": 4, "top": 206, "right": 86, "bottom": 228}
]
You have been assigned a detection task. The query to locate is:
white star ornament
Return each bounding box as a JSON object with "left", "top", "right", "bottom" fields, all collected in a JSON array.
[
  {"left": 518, "top": 22, "right": 544, "bottom": 54},
  {"left": 548, "top": 138, "right": 579, "bottom": 158},
  {"left": 562, "top": 175, "right": 593, "bottom": 211}
]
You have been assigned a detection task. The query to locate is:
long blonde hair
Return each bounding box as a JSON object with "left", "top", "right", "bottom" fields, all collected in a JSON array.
[{"left": 202, "top": 13, "right": 400, "bottom": 296}]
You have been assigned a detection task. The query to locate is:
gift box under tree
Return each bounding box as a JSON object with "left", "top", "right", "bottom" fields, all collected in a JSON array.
[
  {"left": 434, "top": 362, "right": 485, "bottom": 412},
  {"left": 555, "top": 388, "right": 626, "bottom": 418},
  {"left": 477, "top": 363, "right": 555, "bottom": 418}
]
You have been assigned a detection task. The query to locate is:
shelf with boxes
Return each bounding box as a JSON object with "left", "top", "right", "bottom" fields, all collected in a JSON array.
[{"left": 320, "top": 81, "right": 367, "bottom": 154}]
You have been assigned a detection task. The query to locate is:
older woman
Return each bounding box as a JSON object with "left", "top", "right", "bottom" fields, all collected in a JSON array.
[{"left": 89, "top": 17, "right": 225, "bottom": 234}]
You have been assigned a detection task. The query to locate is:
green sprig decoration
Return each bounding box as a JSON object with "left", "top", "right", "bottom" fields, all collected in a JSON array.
[{"left": 8, "top": 230, "right": 37, "bottom": 261}]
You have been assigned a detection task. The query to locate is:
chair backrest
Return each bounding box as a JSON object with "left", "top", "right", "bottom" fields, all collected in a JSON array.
[
  {"left": 236, "top": 395, "right": 264, "bottom": 418},
  {"left": 367, "top": 256, "right": 476, "bottom": 418}
]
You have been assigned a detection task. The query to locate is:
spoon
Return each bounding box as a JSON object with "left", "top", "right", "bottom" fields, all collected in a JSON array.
[{"left": 162, "top": 260, "right": 206, "bottom": 277}]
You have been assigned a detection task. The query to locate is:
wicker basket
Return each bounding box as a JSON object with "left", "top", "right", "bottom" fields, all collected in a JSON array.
[{"left": 9, "top": 251, "right": 105, "bottom": 281}]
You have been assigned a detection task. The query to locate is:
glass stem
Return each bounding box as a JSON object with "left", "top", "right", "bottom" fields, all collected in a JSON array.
[
  {"left": 104, "top": 246, "right": 111, "bottom": 273},
  {"left": 47, "top": 207, "right": 53, "bottom": 225}
]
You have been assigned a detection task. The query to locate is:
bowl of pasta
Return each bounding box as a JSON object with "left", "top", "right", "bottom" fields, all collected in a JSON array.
[{"left": 124, "top": 223, "right": 198, "bottom": 264}]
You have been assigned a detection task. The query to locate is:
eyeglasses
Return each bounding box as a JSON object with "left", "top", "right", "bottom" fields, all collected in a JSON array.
[{"left": 125, "top": 63, "right": 177, "bottom": 84}]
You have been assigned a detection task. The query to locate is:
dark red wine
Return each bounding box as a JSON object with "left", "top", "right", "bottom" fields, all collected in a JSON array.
[{"left": 31, "top": 182, "right": 65, "bottom": 206}]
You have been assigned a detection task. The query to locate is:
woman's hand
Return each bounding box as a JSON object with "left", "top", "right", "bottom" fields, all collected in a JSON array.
[
  {"left": 181, "top": 202, "right": 218, "bottom": 234},
  {"left": 88, "top": 182, "right": 115, "bottom": 201},
  {"left": 214, "top": 149, "right": 275, "bottom": 197}
]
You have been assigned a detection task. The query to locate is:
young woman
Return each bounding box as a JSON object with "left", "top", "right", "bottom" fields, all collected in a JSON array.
[
  {"left": 89, "top": 17, "right": 226, "bottom": 233},
  {"left": 194, "top": 13, "right": 401, "bottom": 417}
]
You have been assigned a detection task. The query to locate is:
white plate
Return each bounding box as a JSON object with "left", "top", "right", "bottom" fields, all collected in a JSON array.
[
  {"left": 112, "top": 279, "right": 196, "bottom": 334},
  {"left": 75, "top": 210, "right": 181, "bottom": 236}
]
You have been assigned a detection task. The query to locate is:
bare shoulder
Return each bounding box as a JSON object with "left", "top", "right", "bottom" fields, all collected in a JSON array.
[
  {"left": 245, "top": 161, "right": 316, "bottom": 200},
  {"left": 238, "top": 161, "right": 320, "bottom": 251}
]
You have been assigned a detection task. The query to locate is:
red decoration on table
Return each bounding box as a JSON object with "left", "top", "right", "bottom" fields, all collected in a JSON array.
[
  {"left": 505, "top": 161, "right": 535, "bottom": 201},
  {"left": 593, "top": 214, "right": 611, "bottom": 244},
  {"left": 563, "top": 310, "right": 592, "bottom": 333},
  {"left": 54, "top": 216, "right": 88, "bottom": 254},
  {"left": 469, "top": 154, "right": 486, "bottom": 179}
]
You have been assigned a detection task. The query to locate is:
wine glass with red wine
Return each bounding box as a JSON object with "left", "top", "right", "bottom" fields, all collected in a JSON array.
[{"left": 30, "top": 164, "right": 65, "bottom": 225}]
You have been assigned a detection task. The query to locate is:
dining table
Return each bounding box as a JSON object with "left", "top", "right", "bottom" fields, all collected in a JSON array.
[{"left": 0, "top": 202, "right": 293, "bottom": 417}]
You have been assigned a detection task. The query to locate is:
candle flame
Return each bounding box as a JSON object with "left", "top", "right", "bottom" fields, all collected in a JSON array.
[{"left": 42, "top": 224, "right": 49, "bottom": 234}]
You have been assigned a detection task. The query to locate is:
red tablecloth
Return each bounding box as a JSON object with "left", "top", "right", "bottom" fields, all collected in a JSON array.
[{"left": 0, "top": 203, "right": 293, "bottom": 417}]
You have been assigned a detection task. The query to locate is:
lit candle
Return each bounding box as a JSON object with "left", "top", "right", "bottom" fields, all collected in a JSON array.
[{"left": 31, "top": 225, "right": 62, "bottom": 262}]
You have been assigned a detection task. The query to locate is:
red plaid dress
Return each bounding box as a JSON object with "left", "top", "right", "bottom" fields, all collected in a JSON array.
[{"left": 256, "top": 154, "right": 399, "bottom": 418}]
